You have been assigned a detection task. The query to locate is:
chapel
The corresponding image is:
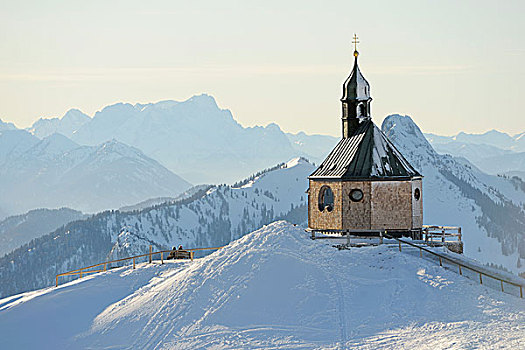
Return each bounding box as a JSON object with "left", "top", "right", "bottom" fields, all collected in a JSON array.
[{"left": 308, "top": 36, "right": 423, "bottom": 236}]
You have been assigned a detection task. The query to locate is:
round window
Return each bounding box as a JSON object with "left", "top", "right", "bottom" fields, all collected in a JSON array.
[
  {"left": 318, "top": 186, "right": 334, "bottom": 212},
  {"left": 414, "top": 188, "right": 421, "bottom": 201},
  {"left": 349, "top": 189, "right": 364, "bottom": 202}
]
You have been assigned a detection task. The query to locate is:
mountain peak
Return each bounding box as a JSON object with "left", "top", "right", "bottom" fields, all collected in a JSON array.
[
  {"left": 62, "top": 108, "right": 90, "bottom": 123},
  {"left": 285, "top": 157, "right": 310, "bottom": 168},
  {"left": 0, "top": 118, "right": 17, "bottom": 131},
  {"left": 265, "top": 122, "right": 282, "bottom": 132},
  {"left": 381, "top": 114, "right": 436, "bottom": 168},
  {"left": 26, "top": 133, "right": 79, "bottom": 158}
]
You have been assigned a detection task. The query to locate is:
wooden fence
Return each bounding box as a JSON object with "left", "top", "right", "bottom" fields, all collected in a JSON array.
[
  {"left": 388, "top": 235, "right": 524, "bottom": 299},
  {"left": 422, "top": 225, "right": 461, "bottom": 243},
  {"left": 55, "top": 245, "right": 224, "bottom": 287}
]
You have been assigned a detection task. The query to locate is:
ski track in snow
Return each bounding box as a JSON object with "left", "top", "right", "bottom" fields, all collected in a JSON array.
[{"left": 0, "top": 221, "right": 523, "bottom": 349}]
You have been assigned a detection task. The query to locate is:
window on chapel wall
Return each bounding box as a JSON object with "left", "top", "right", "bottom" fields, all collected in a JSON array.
[
  {"left": 318, "top": 186, "right": 334, "bottom": 212},
  {"left": 349, "top": 189, "right": 363, "bottom": 202}
]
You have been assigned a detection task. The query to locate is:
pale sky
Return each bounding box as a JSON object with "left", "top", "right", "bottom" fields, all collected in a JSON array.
[{"left": 0, "top": 0, "right": 523, "bottom": 137}]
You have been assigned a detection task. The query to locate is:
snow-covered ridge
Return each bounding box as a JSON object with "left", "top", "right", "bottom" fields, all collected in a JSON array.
[
  {"left": 383, "top": 114, "right": 525, "bottom": 275},
  {"left": 27, "top": 108, "right": 90, "bottom": 139},
  {"left": 0, "top": 158, "right": 314, "bottom": 298},
  {"left": 0, "top": 221, "right": 523, "bottom": 349}
]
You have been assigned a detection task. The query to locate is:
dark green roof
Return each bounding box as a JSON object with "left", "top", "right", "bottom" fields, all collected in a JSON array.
[
  {"left": 341, "top": 56, "right": 371, "bottom": 102},
  {"left": 309, "top": 120, "right": 421, "bottom": 179}
]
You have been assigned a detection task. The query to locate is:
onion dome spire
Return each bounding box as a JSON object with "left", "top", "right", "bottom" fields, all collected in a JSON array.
[{"left": 341, "top": 34, "right": 373, "bottom": 138}]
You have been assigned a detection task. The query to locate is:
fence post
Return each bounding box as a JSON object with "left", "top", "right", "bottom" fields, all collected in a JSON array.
[
  {"left": 520, "top": 286, "right": 523, "bottom": 298},
  {"left": 133, "top": 258, "right": 136, "bottom": 269},
  {"left": 500, "top": 280, "right": 504, "bottom": 292},
  {"left": 104, "top": 263, "right": 107, "bottom": 272},
  {"left": 458, "top": 265, "right": 462, "bottom": 275},
  {"left": 191, "top": 251, "right": 194, "bottom": 261},
  {"left": 79, "top": 269, "right": 83, "bottom": 279},
  {"left": 161, "top": 252, "right": 164, "bottom": 264},
  {"left": 149, "top": 245, "right": 152, "bottom": 263},
  {"left": 398, "top": 241, "right": 402, "bottom": 252},
  {"left": 379, "top": 231, "right": 384, "bottom": 244},
  {"left": 442, "top": 229, "right": 445, "bottom": 243},
  {"left": 458, "top": 227, "right": 462, "bottom": 242},
  {"left": 439, "top": 257, "right": 442, "bottom": 267},
  {"left": 56, "top": 275, "right": 58, "bottom": 287},
  {"left": 479, "top": 273, "right": 483, "bottom": 284}
]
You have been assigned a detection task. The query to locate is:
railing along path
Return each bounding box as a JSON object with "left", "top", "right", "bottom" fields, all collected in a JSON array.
[
  {"left": 55, "top": 246, "right": 224, "bottom": 287},
  {"left": 386, "top": 234, "right": 524, "bottom": 299}
]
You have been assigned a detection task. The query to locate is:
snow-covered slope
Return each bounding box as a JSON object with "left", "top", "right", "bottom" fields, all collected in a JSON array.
[
  {"left": 0, "top": 222, "right": 523, "bottom": 349},
  {"left": 0, "top": 158, "right": 313, "bottom": 298},
  {"left": 27, "top": 108, "right": 90, "bottom": 139},
  {"left": 383, "top": 115, "right": 525, "bottom": 275},
  {"left": 0, "top": 208, "right": 85, "bottom": 257},
  {"left": 0, "top": 131, "right": 191, "bottom": 217}
]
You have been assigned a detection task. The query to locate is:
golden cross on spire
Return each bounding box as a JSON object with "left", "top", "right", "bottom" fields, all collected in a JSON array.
[{"left": 352, "top": 33, "right": 359, "bottom": 52}]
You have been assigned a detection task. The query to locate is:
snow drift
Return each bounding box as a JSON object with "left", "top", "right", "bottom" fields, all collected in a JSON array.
[{"left": 0, "top": 221, "right": 523, "bottom": 349}]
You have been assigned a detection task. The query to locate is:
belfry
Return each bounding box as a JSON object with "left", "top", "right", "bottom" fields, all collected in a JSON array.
[{"left": 308, "top": 35, "right": 423, "bottom": 237}]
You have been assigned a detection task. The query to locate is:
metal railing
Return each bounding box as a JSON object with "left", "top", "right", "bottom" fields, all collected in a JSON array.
[
  {"left": 388, "top": 235, "right": 524, "bottom": 299},
  {"left": 55, "top": 245, "right": 224, "bottom": 287}
]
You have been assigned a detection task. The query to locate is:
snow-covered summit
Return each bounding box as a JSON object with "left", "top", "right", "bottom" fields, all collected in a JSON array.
[
  {"left": 0, "top": 118, "right": 17, "bottom": 131},
  {"left": 0, "top": 221, "right": 523, "bottom": 349},
  {"left": 28, "top": 109, "right": 90, "bottom": 139},
  {"left": 382, "top": 114, "right": 525, "bottom": 275}
]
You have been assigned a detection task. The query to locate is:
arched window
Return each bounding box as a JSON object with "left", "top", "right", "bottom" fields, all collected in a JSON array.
[
  {"left": 357, "top": 103, "right": 366, "bottom": 118},
  {"left": 318, "top": 186, "right": 334, "bottom": 212}
]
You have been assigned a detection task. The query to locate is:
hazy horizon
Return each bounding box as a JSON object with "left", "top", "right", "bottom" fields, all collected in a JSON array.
[
  {"left": 1, "top": 0, "right": 523, "bottom": 137},
  {"left": 2, "top": 94, "right": 523, "bottom": 139}
]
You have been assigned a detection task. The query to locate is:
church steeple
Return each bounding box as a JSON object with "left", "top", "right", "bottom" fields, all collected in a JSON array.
[{"left": 341, "top": 34, "right": 372, "bottom": 138}]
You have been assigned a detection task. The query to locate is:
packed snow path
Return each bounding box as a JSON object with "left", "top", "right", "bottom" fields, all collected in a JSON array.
[{"left": 0, "top": 221, "right": 524, "bottom": 349}]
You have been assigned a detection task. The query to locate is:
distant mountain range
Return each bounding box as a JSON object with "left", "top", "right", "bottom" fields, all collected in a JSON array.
[
  {"left": 22, "top": 94, "right": 525, "bottom": 182},
  {"left": 0, "top": 208, "right": 85, "bottom": 257},
  {"left": 24, "top": 95, "right": 338, "bottom": 184},
  {"left": 1, "top": 115, "right": 525, "bottom": 298},
  {"left": 0, "top": 129, "right": 191, "bottom": 219},
  {"left": 1, "top": 95, "right": 525, "bottom": 298},
  {"left": 425, "top": 130, "right": 525, "bottom": 176}
]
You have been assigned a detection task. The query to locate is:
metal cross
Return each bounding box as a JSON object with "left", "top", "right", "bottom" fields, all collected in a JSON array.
[{"left": 352, "top": 33, "right": 359, "bottom": 51}]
